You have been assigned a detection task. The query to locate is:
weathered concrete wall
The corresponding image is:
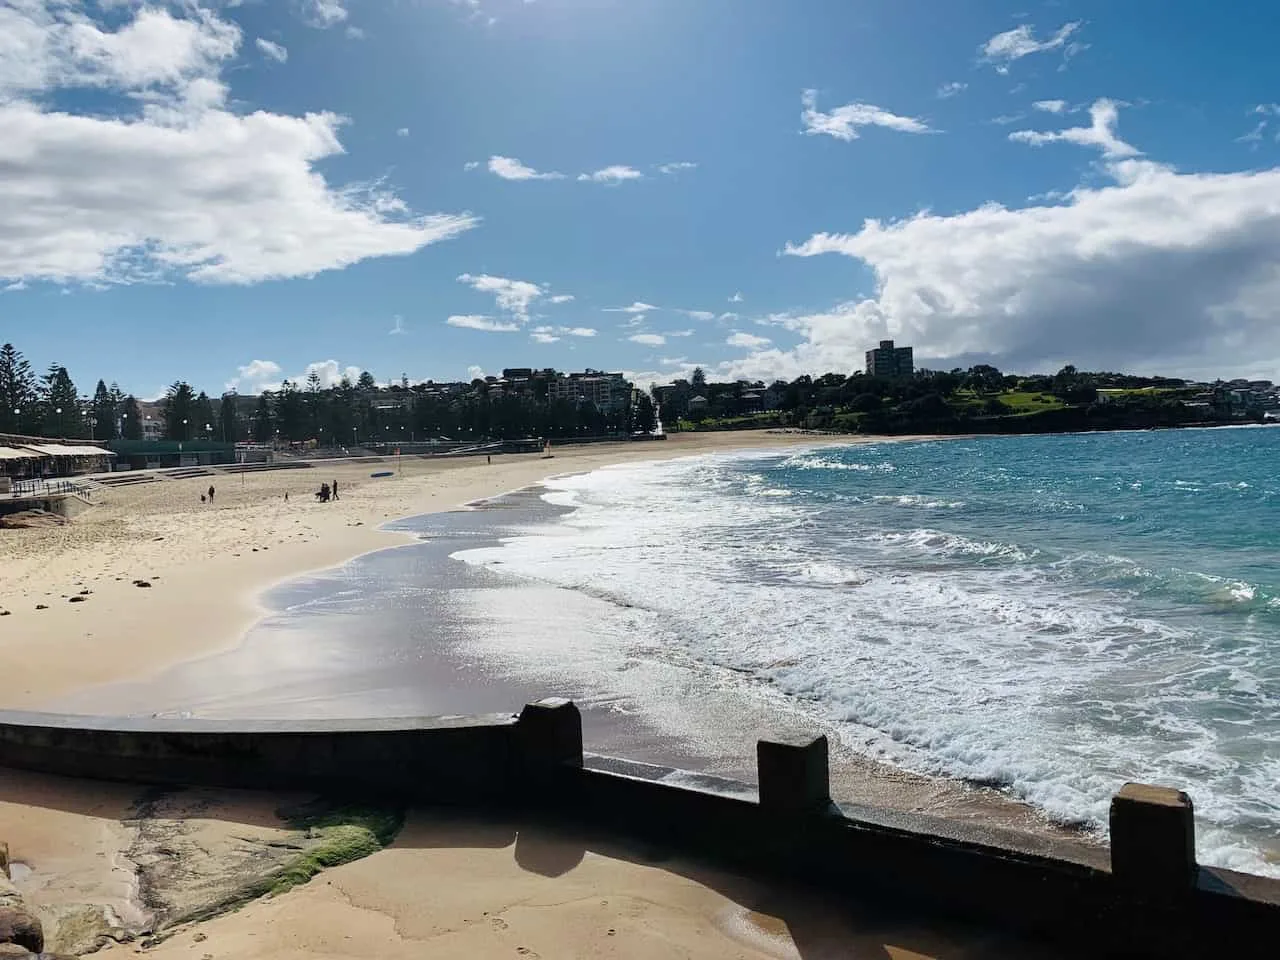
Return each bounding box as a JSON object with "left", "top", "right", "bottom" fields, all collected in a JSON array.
[
  {"left": 0, "top": 710, "right": 517, "bottom": 801},
  {"left": 1, "top": 700, "right": 1278, "bottom": 958}
]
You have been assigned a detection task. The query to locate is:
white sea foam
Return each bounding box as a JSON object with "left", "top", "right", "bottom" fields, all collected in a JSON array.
[{"left": 451, "top": 447, "right": 1280, "bottom": 878}]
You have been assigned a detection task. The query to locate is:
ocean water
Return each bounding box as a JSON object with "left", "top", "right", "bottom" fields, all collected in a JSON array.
[{"left": 454, "top": 427, "right": 1280, "bottom": 877}]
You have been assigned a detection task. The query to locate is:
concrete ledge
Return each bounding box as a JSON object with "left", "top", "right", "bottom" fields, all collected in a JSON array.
[{"left": 1, "top": 704, "right": 1278, "bottom": 958}]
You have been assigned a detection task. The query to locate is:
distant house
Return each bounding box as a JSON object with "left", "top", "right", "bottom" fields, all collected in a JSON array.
[{"left": 687, "top": 395, "right": 709, "bottom": 417}]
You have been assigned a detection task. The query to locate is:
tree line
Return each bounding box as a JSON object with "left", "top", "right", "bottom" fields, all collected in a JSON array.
[{"left": 0, "top": 342, "right": 656, "bottom": 445}]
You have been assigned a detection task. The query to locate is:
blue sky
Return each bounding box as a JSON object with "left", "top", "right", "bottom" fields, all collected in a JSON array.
[{"left": 4, "top": 0, "right": 1280, "bottom": 398}]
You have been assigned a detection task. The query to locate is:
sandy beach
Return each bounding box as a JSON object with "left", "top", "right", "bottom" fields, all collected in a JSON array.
[
  {"left": 0, "top": 433, "right": 859, "bottom": 708},
  {"left": 9, "top": 431, "right": 1038, "bottom": 959}
]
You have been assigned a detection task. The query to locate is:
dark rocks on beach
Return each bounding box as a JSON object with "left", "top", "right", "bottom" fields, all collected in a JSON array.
[
  {"left": 76, "top": 590, "right": 91, "bottom": 596},
  {"left": 66, "top": 596, "right": 86, "bottom": 604},
  {"left": 34, "top": 605, "right": 46, "bottom": 611},
  {"left": 0, "top": 906, "right": 43, "bottom": 954},
  {"left": 132, "top": 581, "right": 151, "bottom": 588},
  {"left": 0, "top": 610, "right": 9, "bottom": 617}
]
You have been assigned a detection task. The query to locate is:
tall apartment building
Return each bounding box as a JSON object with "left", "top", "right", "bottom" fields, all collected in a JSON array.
[
  {"left": 865, "top": 340, "right": 914, "bottom": 378},
  {"left": 547, "top": 370, "right": 629, "bottom": 412}
]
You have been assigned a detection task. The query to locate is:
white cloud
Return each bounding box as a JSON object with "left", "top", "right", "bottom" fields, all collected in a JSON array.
[
  {"left": 225, "top": 358, "right": 360, "bottom": 393},
  {"left": 3, "top": 279, "right": 27, "bottom": 292},
  {"left": 547, "top": 293, "right": 575, "bottom": 304},
  {"left": 463, "top": 160, "right": 480, "bottom": 171},
  {"left": 800, "top": 90, "right": 931, "bottom": 141},
  {"left": 937, "top": 82, "right": 967, "bottom": 99},
  {"left": 1010, "top": 99, "right": 1138, "bottom": 159},
  {"left": 302, "top": 359, "right": 362, "bottom": 389},
  {"left": 227, "top": 359, "right": 282, "bottom": 392},
  {"left": 681, "top": 309, "right": 715, "bottom": 321},
  {"left": 629, "top": 333, "right": 666, "bottom": 346},
  {"left": 774, "top": 142, "right": 1280, "bottom": 380},
  {"left": 447, "top": 314, "right": 520, "bottom": 332},
  {"left": 577, "top": 165, "right": 643, "bottom": 184},
  {"left": 657, "top": 161, "right": 697, "bottom": 175},
  {"left": 389, "top": 315, "right": 406, "bottom": 335},
  {"left": 1255, "top": 104, "right": 1280, "bottom": 116},
  {"left": 981, "top": 21, "right": 1083, "bottom": 71},
  {"left": 0, "top": 4, "right": 476, "bottom": 287},
  {"left": 990, "top": 113, "right": 1026, "bottom": 126},
  {"left": 532, "top": 324, "right": 596, "bottom": 339},
  {"left": 467, "top": 365, "right": 486, "bottom": 381},
  {"left": 728, "top": 291, "right": 744, "bottom": 302},
  {"left": 456, "top": 273, "right": 548, "bottom": 323},
  {"left": 531, "top": 331, "right": 560, "bottom": 343},
  {"left": 486, "top": 155, "right": 565, "bottom": 180},
  {"left": 396, "top": 126, "right": 409, "bottom": 137},
  {"left": 604, "top": 301, "right": 658, "bottom": 313},
  {"left": 1033, "top": 99, "right": 1067, "bottom": 114},
  {"left": 255, "top": 38, "right": 288, "bottom": 63},
  {"left": 344, "top": 25, "right": 365, "bottom": 40},
  {"left": 301, "top": 1, "right": 348, "bottom": 29},
  {"left": 727, "top": 331, "right": 771, "bottom": 350},
  {"left": 667, "top": 329, "right": 695, "bottom": 337}
]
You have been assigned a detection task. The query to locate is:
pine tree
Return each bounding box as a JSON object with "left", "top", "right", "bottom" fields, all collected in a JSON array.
[
  {"left": 91, "top": 379, "right": 117, "bottom": 440},
  {"left": 252, "top": 394, "right": 273, "bottom": 442},
  {"left": 163, "top": 381, "right": 196, "bottom": 440},
  {"left": 357, "top": 370, "right": 377, "bottom": 392},
  {"left": 219, "top": 394, "right": 238, "bottom": 442},
  {"left": 40, "top": 364, "right": 84, "bottom": 437},
  {"left": 0, "top": 343, "right": 37, "bottom": 434},
  {"left": 194, "top": 391, "right": 216, "bottom": 439},
  {"left": 121, "top": 396, "right": 143, "bottom": 440}
]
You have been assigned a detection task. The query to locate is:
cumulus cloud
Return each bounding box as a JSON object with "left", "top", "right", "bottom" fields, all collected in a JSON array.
[
  {"left": 577, "top": 165, "right": 643, "bottom": 184},
  {"left": 226, "top": 359, "right": 283, "bottom": 392},
  {"left": 447, "top": 314, "right": 520, "bottom": 332},
  {"left": 562, "top": 327, "right": 596, "bottom": 337},
  {"left": 300, "top": 1, "right": 348, "bottom": 29},
  {"left": 657, "top": 161, "right": 697, "bottom": 175},
  {"left": 981, "top": 21, "right": 1082, "bottom": 72},
  {"left": 485, "top": 155, "right": 565, "bottom": 180},
  {"left": 255, "top": 38, "right": 288, "bottom": 63},
  {"left": 774, "top": 126, "right": 1280, "bottom": 380},
  {"left": 530, "top": 330, "right": 560, "bottom": 343},
  {"left": 0, "top": 3, "right": 475, "bottom": 287},
  {"left": 1033, "top": 99, "right": 1067, "bottom": 114},
  {"left": 547, "top": 294, "right": 575, "bottom": 304},
  {"left": 727, "top": 331, "right": 771, "bottom": 349},
  {"left": 937, "top": 82, "right": 967, "bottom": 99},
  {"left": 629, "top": 333, "right": 666, "bottom": 346},
  {"left": 456, "top": 272, "right": 554, "bottom": 324},
  {"left": 226, "top": 358, "right": 360, "bottom": 393},
  {"left": 467, "top": 365, "right": 486, "bottom": 381},
  {"left": 681, "top": 310, "right": 715, "bottom": 321},
  {"left": 800, "top": 90, "right": 931, "bottom": 141},
  {"left": 1010, "top": 99, "right": 1138, "bottom": 159}
]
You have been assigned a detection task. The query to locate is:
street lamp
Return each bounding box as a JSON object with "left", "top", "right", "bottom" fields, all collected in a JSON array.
[{"left": 55, "top": 406, "right": 63, "bottom": 438}]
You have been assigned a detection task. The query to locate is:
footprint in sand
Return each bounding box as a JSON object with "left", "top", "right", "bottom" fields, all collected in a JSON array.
[{"left": 489, "top": 917, "right": 509, "bottom": 931}]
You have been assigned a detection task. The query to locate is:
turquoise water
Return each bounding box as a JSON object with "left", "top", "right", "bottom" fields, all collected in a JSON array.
[{"left": 457, "top": 426, "right": 1280, "bottom": 876}]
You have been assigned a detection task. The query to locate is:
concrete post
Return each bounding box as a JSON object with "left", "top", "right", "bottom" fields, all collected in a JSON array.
[
  {"left": 516, "top": 698, "right": 583, "bottom": 777},
  {"left": 1109, "top": 783, "right": 1197, "bottom": 894},
  {"left": 757, "top": 735, "right": 831, "bottom": 814}
]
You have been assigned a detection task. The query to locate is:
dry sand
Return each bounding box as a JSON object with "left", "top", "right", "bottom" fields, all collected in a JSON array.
[{"left": 7, "top": 431, "right": 1067, "bottom": 959}]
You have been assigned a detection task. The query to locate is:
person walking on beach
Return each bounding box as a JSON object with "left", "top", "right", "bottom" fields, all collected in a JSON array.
[
  {"left": 207, "top": 484, "right": 215, "bottom": 505},
  {"left": 332, "top": 479, "right": 339, "bottom": 500}
]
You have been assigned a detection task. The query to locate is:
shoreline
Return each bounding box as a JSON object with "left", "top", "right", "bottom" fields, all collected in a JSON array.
[{"left": 1, "top": 432, "right": 897, "bottom": 709}]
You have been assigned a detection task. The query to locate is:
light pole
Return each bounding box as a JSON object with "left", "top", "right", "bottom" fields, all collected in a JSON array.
[{"left": 55, "top": 406, "right": 63, "bottom": 438}]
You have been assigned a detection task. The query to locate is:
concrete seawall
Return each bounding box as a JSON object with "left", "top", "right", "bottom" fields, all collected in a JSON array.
[{"left": 2, "top": 699, "right": 1277, "bottom": 957}]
